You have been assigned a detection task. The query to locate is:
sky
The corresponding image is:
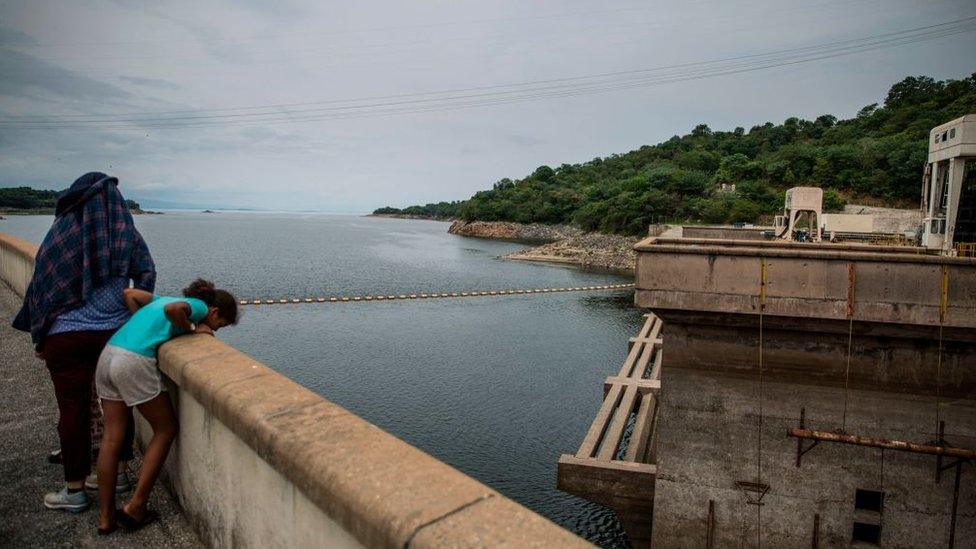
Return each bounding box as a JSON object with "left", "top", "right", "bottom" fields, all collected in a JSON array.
[{"left": 0, "top": 0, "right": 974, "bottom": 212}]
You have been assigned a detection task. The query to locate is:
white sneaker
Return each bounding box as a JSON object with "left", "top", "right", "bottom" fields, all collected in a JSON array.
[
  {"left": 43, "top": 487, "right": 89, "bottom": 513},
  {"left": 85, "top": 471, "right": 132, "bottom": 492}
]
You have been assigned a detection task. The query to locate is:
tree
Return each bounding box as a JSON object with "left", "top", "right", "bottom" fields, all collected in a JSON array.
[
  {"left": 691, "top": 124, "right": 712, "bottom": 137},
  {"left": 530, "top": 165, "right": 555, "bottom": 182},
  {"left": 815, "top": 114, "right": 837, "bottom": 128},
  {"left": 885, "top": 76, "right": 941, "bottom": 108},
  {"left": 702, "top": 200, "right": 730, "bottom": 224}
]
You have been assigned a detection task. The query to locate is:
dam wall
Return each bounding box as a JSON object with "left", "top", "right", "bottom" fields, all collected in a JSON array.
[
  {"left": 0, "top": 232, "right": 590, "bottom": 548},
  {"left": 634, "top": 236, "right": 976, "bottom": 547}
]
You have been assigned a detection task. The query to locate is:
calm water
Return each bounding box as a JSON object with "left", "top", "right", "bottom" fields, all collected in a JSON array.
[{"left": 1, "top": 212, "right": 639, "bottom": 547}]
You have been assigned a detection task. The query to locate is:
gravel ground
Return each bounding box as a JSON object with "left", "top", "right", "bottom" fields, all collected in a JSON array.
[{"left": 0, "top": 283, "right": 201, "bottom": 548}]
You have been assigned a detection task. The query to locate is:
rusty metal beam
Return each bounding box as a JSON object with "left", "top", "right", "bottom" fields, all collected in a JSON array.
[{"left": 788, "top": 428, "right": 976, "bottom": 459}]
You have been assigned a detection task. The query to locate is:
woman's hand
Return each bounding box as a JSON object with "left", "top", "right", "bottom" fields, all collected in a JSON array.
[{"left": 194, "top": 324, "right": 215, "bottom": 337}]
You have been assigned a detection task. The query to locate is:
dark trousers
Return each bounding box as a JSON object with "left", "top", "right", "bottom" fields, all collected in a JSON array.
[{"left": 44, "top": 330, "right": 134, "bottom": 482}]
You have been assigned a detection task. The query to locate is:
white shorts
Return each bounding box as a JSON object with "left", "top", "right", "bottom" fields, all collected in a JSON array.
[{"left": 95, "top": 344, "right": 163, "bottom": 406}]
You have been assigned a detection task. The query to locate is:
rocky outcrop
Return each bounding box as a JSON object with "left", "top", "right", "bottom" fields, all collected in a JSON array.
[
  {"left": 504, "top": 232, "right": 639, "bottom": 273},
  {"left": 447, "top": 220, "right": 582, "bottom": 242},
  {"left": 445, "top": 220, "right": 637, "bottom": 273}
]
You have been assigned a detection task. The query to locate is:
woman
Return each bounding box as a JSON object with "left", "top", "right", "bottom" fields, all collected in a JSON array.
[{"left": 12, "top": 172, "right": 156, "bottom": 513}]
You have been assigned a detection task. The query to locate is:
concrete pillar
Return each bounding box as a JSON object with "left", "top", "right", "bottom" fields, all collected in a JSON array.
[
  {"left": 945, "top": 157, "right": 967, "bottom": 254},
  {"left": 928, "top": 161, "right": 940, "bottom": 219}
]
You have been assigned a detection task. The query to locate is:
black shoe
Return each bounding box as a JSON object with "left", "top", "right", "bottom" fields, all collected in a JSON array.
[
  {"left": 117, "top": 508, "right": 158, "bottom": 532},
  {"left": 47, "top": 449, "right": 61, "bottom": 464}
]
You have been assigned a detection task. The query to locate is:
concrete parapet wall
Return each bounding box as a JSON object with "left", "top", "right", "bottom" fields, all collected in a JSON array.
[
  {"left": 0, "top": 232, "right": 589, "bottom": 549},
  {"left": 0, "top": 233, "right": 38, "bottom": 298}
]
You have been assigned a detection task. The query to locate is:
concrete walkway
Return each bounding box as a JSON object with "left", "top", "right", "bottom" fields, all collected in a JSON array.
[{"left": 0, "top": 283, "right": 201, "bottom": 548}]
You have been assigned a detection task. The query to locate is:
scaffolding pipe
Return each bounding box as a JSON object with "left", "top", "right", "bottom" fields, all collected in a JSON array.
[{"left": 788, "top": 428, "right": 976, "bottom": 459}]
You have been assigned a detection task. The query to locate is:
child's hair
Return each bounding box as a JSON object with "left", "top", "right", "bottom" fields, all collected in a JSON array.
[{"left": 183, "top": 278, "right": 239, "bottom": 325}]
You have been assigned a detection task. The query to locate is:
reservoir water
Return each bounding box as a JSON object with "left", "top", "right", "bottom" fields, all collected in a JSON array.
[{"left": 1, "top": 212, "right": 639, "bottom": 547}]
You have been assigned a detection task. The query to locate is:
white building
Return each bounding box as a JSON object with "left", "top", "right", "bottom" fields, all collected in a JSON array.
[{"left": 920, "top": 115, "right": 976, "bottom": 255}]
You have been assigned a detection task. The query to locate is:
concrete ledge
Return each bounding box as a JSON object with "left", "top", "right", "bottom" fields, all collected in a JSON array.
[
  {"left": 634, "top": 236, "right": 976, "bottom": 264},
  {"left": 0, "top": 233, "right": 38, "bottom": 297},
  {"left": 634, "top": 236, "right": 976, "bottom": 329},
  {"left": 680, "top": 226, "right": 769, "bottom": 241},
  {"left": 1, "top": 232, "right": 591, "bottom": 549}
]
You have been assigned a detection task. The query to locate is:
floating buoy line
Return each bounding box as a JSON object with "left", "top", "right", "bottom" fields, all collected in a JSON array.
[{"left": 238, "top": 283, "right": 635, "bottom": 306}]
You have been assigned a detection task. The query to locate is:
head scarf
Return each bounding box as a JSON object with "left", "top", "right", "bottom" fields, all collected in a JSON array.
[{"left": 12, "top": 172, "right": 156, "bottom": 347}]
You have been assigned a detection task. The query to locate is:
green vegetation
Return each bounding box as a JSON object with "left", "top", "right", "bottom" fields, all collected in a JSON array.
[
  {"left": 373, "top": 201, "right": 462, "bottom": 219},
  {"left": 375, "top": 74, "right": 976, "bottom": 235},
  {"left": 0, "top": 186, "right": 143, "bottom": 213}
]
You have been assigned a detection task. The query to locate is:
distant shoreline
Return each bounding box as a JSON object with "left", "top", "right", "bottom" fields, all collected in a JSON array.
[
  {"left": 0, "top": 207, "right": 162, "bottom": 216},
  {"left": 367, "top": 213, "right": 452, "bottom": 221}
]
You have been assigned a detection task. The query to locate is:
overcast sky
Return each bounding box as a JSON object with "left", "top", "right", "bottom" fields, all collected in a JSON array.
[{"left": 1, "top": 0, "right": 974, "bottom": 211}]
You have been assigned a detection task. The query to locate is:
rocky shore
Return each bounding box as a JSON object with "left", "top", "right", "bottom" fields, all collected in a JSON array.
[
  {"left": 448, "top": 219, "right": 638, "bottom": 273},
  {"left": 447, "top": 219, "right": 582, "bottom": 242}
]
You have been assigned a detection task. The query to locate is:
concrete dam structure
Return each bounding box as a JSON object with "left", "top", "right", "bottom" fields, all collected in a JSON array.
[{"left": 631, "top": 237, "right": 975, "bottom": 547}]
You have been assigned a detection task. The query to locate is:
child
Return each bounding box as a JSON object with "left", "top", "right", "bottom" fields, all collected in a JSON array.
[{"left": 94, "top": 279, "right": 238, "bottom": 534}]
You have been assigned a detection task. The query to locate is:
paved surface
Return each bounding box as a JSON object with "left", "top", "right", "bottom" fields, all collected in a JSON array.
[{"left": 0, "top": 283, "right": 202, "bottom": 548}]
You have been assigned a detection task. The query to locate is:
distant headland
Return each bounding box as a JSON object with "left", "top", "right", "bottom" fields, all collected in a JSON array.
[{"left": 0, "top": 186, "right": 160, "bottom": 215}]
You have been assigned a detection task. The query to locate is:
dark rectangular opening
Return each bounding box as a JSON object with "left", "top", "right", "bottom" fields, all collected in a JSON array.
[
  {"left": 852, "top": 522, "right": 881, "bottom": 545},
  {"left": 855, "top": 489, "right": 884, "bottom": 512}
]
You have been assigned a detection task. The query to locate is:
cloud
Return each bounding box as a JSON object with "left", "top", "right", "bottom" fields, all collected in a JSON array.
[
  {"left": 0, "top": 27, "right": 37, "bottom": 46},
  {"left": 0, "top": 48, "right": 130, "bottom": 102},
  {"left": 119, "top": 75, "right": 183, "bottom": 90},
  {"left": 506, "top": 133, "right": 544, "bottom": 147}
]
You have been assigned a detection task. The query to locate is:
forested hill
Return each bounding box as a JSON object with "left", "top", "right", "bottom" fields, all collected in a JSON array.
[
  {"left": 374, "top": 74, "right": 976, "bottom": 235},
  {"left": 0, "top": 186, "right": 144, "bottom": 213}
]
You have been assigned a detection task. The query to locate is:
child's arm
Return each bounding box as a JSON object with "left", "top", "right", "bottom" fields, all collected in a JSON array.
[
  {"left": 123, "top": 288, "right": 154, "bottom": 312},
  {"left": 164, "top": 301, "right": 195, "bottom": 334}
]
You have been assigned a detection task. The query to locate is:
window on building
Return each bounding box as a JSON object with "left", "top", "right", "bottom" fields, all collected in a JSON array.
[
  {"left": 852, "top": 522, "right": 881, "bottom": 545},
  {"left": 855, "top": 489, "right": 884, "bottom": 512},
  {"left": 943, "top": 131, "right": 949, "bottom": 141},
  {"left": 950, "top": 128, "right": 956, "bottom": 139},
  {"left": 935, "top": 134, "right": 941, "bottom": 143}
]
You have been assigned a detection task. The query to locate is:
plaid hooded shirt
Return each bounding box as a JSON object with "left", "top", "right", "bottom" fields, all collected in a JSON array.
[{"left": 12, "top": 172, "right": 156, "bottom": 348}]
